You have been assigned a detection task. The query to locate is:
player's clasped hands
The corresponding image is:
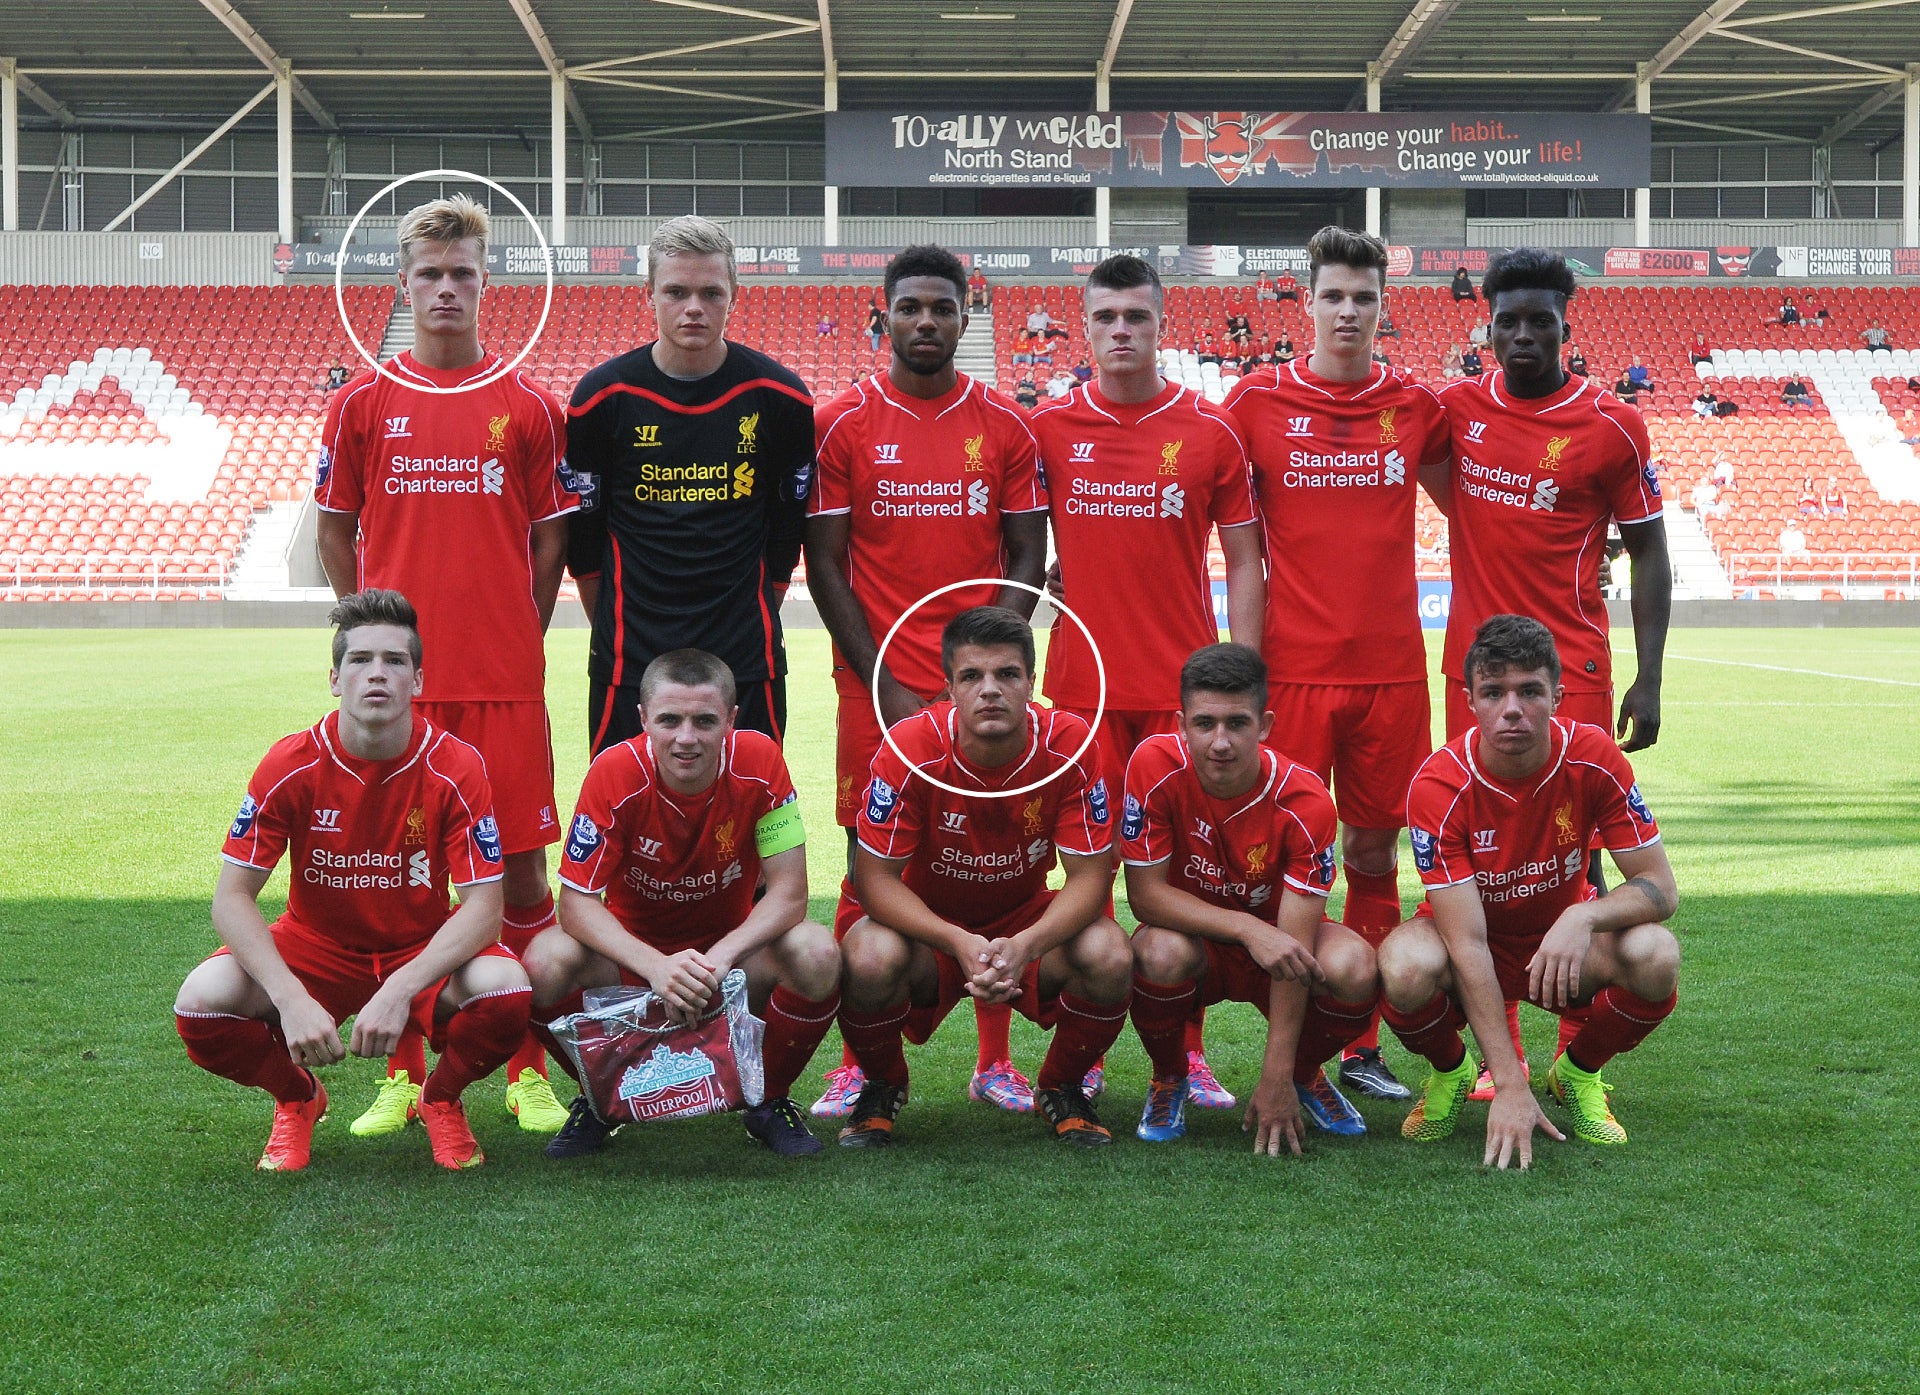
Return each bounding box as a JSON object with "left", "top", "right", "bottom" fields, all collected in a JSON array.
[
  {"left": 1484, "top": 1086, "right": 1566, "bottom": 1170},
  {"left": 649, "top": 947, "right": 725, "bottom": 1024},
  {"left": 1243, "top": 1076, "right": 1306, "bottom": 1157},
  {"left": 960, "top": 931, "right": 1025, "bottom": 1004}
]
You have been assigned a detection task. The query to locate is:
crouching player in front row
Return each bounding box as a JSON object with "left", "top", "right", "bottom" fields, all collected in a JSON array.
[
  {"left": 1124, "top": 644, "right": 1380, "bottom": 1153},
  {"left": 175, "top": 590, "right": 532, "bottom": 1171},
  {"left": 835, "top": 606, "right": 1133, "bottom": 1148},
  {"left": 1381, "top": 615, "right": 1680, "bottom": 1168},
  {"left": 523, "top": 650, "right": 841, "bottom": 1159}
]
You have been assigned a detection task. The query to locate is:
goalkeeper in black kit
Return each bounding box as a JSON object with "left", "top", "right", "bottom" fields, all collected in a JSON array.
[{"left": 566, "top": 215, "right": 815, "bottom": 752}]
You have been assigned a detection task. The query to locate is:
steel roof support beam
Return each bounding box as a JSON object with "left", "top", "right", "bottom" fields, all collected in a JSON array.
[
  {"left": 1352, "top": 0, "right": 1463, "bottom": 107},
  {"left": 197, "top": 0, "right": 335, "bottom": 130},
  {"left": 508, "top": 0, "right": 594, "bottom": 138},
  {"left": 1607, "top": 0, "right": 1750, "bottom": 110},
  {"left": 103, "top": 79, "right": 274, "bottom": 231}
]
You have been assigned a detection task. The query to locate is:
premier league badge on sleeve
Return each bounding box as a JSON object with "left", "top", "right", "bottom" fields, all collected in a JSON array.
[
  {"left": 314, "top": 447, "right": 332, "bottom": 491},
  {"left": 558, "top": 457, "right": 597, "bottom": 510},
  {"left": 1311, "top": 844, "right": 1336, "bottom": 889},
  {"left": 229, "top": 794, "right": 258, "bottom": 839},
  {"left": 565, "top": 813, "right": 601, "bottom": 863},
  {"left": 1086, "top": 777, "right": 1110, "bottom": 826},
  {"left": 1626, "top": 783, "right": 1655, "bottom": 825},
  {"left": 1410, "top": 826, "right": 1438, "bottom": 874},
  {"left": 1121, "top": 794, "right": 1144, "bottom": 842},
  {"left": 865, "top": 776, "right": 898, "bottom": 825},
  {"left": 473, "top": 815, "right": 504, "bottom": 864}
]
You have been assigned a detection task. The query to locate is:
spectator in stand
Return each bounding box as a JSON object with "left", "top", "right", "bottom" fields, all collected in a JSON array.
[
  {"left": 1822, "top": 477, "right": 1847, "bottom": 516},
  {"left": 1011, "top": 331, "right": 1037, "bottom": 367},
  {"left": 1026, "top": 303, "right": 1069, "bottom": 343},
  {"left": 1195, "top": 331, "right": 1222, "bottom": 366},
  {"left": 1565, "top": 343, "right": 1588, "bottom": 377},
  {"left": 1225, "top": 309, "right": 1252, "bottom": 348},
  {"left": 1711, "top": 456, "right": 1735, "bottom": 491},
  {"left": 1273, "top": 332, "right": 1295, "bottom": 363},
  {"left": 1781, "top": 376, "right": 1812, "bottom": 408},
  {"left": 816, "top": 312, "right": 838, "bottom": 337},
  {"left": 865, "top": 299, "right": 885, "bottom": 351},
  {"left": 1692, "top": 387, "right": 1719, "bottom": 421},
  {"left": 1046, "top": 368, "right": 1075, "bottom": 400},
  {"left": 1779, "top": 518, "right": 1810, "bottom": 561},
  {"left": 1778, "top": 294, "right": 1802, "bottom": 328},
  {"left": 1862, "top": 319, "right": 1893, "bottom": 353},
  {"left": 1468, "top": 319, "right": 1490, "bottom": 348},
  {"left": 1275, "top": 270, "right": 1300, "bottom": 302},
  {"left": 1376, "top": 297, "right": 1400, "bottom": 338},
  {"left": 1461, "top": 344, "right": 1483, "bottom": 376},
  {"left": 1450, "top": 266, "right": 1476, "bottom": 301},
  {"left": 1371, "top": 347, "right": 1392, "bottom": 366},
  {"left": 1804, "top": 291, "right": 1829, "bottom": 327},
  {"left": 1255, "top": 272, "right": 1277, "bottom": 303},
  {"left": 1798, "top": 478, "right": 1820, "bottom": 515},
  {"left": 1070, "top": 356, "right": 1093, "bottom": 384},
  {"left": 1627, "top": 355, "right": 1653, "bottom": 399},
  {"left": 1013, "top": 374, "right": 1039, "bottom": 409},
  {"left": 323, "top": 359, "right": 350, "bottom": 391},
  {"left": 1689, "top": 330, "right": 1713, "bottom": 366},
  {"left": 1690, "top": 478, "right": 1726, "bottom": 520},
  {"left": 1613, "top": 370, "right": 1639, "bottom": 405},
  {"left": 967, "top": 266, "right": 989, "bottom": 311},
  {"left": 1440, "top": 343, "right": 1465, "bottom": 379}
]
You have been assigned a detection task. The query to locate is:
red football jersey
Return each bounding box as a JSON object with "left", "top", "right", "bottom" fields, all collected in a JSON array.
[
  {"left": 558, "top": 729, "right": 799, "bottom": 955},
  {"left": 1121, "top": 732, "right": 1338, "bottom": 918},
  {"left": 1437, "top": 373, "right": 1661, "bottom": 693},
  {"left": 1406, "top": 719, "right": 1662, "bottom": 942},
  {"left": 221, "top": 711, "right": 503, "bottom": 954},
  {"left": 812, "top": 373, "right": 1047, "bottom": 698},
  {"left": 1031, "top": 380, "right": 1257, "bottom": 709},
  {"left": 1225, "top": 361, "right": 1448, "bottom": 685},
  {"left": 315, "top": 351, "right": 578, "bottom": 702},
  {"left": 856, "top": 702, "right": 1112, "bottom": 927}
]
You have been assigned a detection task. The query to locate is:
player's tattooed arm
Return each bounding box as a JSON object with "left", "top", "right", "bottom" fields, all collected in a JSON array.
[{"left": 1622, "top": 875, "right": 1676, "bottom": 922}]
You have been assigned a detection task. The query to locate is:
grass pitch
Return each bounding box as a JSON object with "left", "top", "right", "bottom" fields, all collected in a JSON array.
[{"left": 2, "top": 626, "right": 1916, "bottom": 1393}]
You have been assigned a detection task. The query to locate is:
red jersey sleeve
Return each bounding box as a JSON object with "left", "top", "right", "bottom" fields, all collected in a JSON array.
[
  {"left": 313, "top": 374, "right": 375, "bottom": 513},
  {"left": 429, "top": 736, "right": 503, "bottom": 886},
  {"left": 515, "top": 376, "right": 580, "bottom": 522},
  {"left": 1276, "top": 767, "right": 1340, "bottom": 896},
  {"left": 1599, "top": 397, "right": 1663, "bottom": 525},
  {"left": 1406, "top": 754, "right": 1476, "bottom": 892},
  {"left": 855, "top": 713, "right": 931, "bottom": 860},
  {"left": 1120, "top": 736, "right": 1181, "bottom": 865},
  {"left": 988, "top": 393, "right": 1049, "bottom": 513},
  {"left": 1569, "top": 727, "right": 1663, "bottom": 853},
  {"left": 1051, "top": 730, "right": 1113, "bottom": 857},
  {"left": 809, "top": 389, "right": 860, "bottom": 518},
  {"left": 1412, "top": 381, "right": 1453, "bottom": 470},
  {"left": 1203, "top": 408, "right": 1258, "bottom": 528},
  {"left": 735, "top": 730, "right": 800, "bottom": 817},
  {"left": 220, "top": 736, "right": 311, "bottom": 870},
  {"left": 558, "top": 742, "right": 637, "bottom": 895}
]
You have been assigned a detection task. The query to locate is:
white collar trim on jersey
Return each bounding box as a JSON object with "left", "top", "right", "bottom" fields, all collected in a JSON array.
[
  {"left": 870, "top": 371, "right": 976, "bottom": 423},
  {"left": 1464, "top": 719, "right": 1571, "bottom": 801}
]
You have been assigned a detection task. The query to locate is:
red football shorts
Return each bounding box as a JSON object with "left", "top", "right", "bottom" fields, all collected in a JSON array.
[
  {"left": 210, "top": 916, "right": 521, "bottom": 1039},
  {"left": 834, "top": 888, "right": 1062, "bottom": 1030},
  {"left": 417, "top": 699, "right": 559, "bottom": 855},
  {"left": 1052, "top": 706, "right": 1179, "bottom": 800},
  {"left": 1192, "top": 923, "right": 1342, "bottom": 1012},
  {"left": 835, "top": 691, "right": 888, "bottom": 827},
  {"left": 1444, "top": 682, "right": 1614, "bottom": 742},
  {"left": 1412, "top": 883, "right": 1599, "bottom": 1007},
  {"left": 1267, "top": 680, "right": 1430, "bottom": 830}
]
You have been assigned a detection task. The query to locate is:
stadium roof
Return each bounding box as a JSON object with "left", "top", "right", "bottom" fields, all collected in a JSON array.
[{"left": 3, "top": 0, "right": 1916, "bottom": 148}]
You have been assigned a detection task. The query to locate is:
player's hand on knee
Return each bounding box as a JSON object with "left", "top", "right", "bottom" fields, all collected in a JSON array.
[
  {"left": 276, "top": 992, "right": 345, "bottom": 1068},
  {"left": 347, "top": 981, "right": 414, "bottom": 1059},
  {"left": 1243, "top": 1077, "right": 1305, "bottom": 1157},
  {"left": 1248, "top": 926, "right": 1322, "bottom": 986},
  {"left": 1527, "top": 918, "right": 1592, "bottom": 1010},
  {"left": 1484, "top": 1088, "right": 1565, "bottom": 1170}
]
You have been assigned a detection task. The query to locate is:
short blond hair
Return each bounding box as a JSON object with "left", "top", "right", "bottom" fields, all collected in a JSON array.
[
  {"left": 648, "top": 215, "right": 736, "bottom": 287},
  {"left": 398, "top": 194, "right": 489, "bottom": 267}
]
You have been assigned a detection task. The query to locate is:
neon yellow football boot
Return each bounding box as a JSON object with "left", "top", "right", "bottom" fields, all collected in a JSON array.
[
  {"left": 348, "top": 1068, "right": 421, "bottom": 1138},
  {"left": 504, "top": 1067, "right": 570, "bottom": 1134},
  {"left": 1401, "top": 1050, "right": 1478, "bottom": 1143},
  {"left": 1546, "top": 1054, "right": 1628, "bottom": 1145}
]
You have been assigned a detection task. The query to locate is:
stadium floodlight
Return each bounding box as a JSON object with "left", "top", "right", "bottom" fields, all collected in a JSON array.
[
  {"left": 938, "top": 10, "right": 1018, "bottom": 20},
  {"left": 349, "top": 9, "right": 427, "bottom": 18},
  {"left": 1525, "top": 11, "right": 1603, "bottom": 19}
]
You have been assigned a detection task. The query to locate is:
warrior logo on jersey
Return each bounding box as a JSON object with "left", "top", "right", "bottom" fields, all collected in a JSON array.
[
  {"left": 1310, "top": 844, "right": 1336, "bottom": 890},
  {"left": 866, "top": 776, "right": 898, "bottom": 825},
  {"left": 714, "top": 817, "right": 737, "bottom": 858},
  {"left": 230, "top": 794, "right": 258, "bottom": 839},
  {"left": 634, "top": 424, "right": 662, "bottom": 449},
  {"left": 485, "top": 414, "right": 509, "bottom": 452},
  {"left": 733, "top": 462, "right": 755, "bottom": 499},
  {"left": 1554, "top": 801, "right": 1578, "bottom": 846},
  {"left": 1540, "top": 435, "right": 1572, "bottom": 470},
  {"left": 1087, "top": 778, "right": 1110, "bottom": 826},
  {"left": 474, "top": 815, "right": 504, "bottom": 864},
  {"left": 1022, "top": 795, "right": 1045, "bottom": 836},
  {"left": 1122, "top": 794, "right": 1144, "bottom": 842},
  {"left": 1159, "top": 440, "right": 1183, "bottom": 476},
  {"left": 1244, "top": 842, "right": 1269, "bottom": 878},
  {"left": 1378, "top": 408, "right": 1399, "bottom": 445},
  {"left": 1465, "top": 421, "right": 1488, "bottom": 444},
  {"left": 737, "top": 412, "right": 760, "bottom": 454},
  {"left": 405, "top": 807, "right": 427, "bottom": 845},
  {"left": 1626, "top": 783, "right": 1655, "bottom": 826},
  {"left": 1070, "top": 442, "right": 1095, "bottom": 463},
  {"left": 1410, "top": 826, "right": 1438, "bottom": 874},
  {"left": 566, "top": 813, "right": 601, "bottom": 863},
  {"left": 963, "top": 433, "right": 985, "bottom": 472}
]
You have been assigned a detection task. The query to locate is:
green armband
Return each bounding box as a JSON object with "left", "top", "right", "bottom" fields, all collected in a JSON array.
[{"left": 755, "top": 800, "right": 806, "bottom": 858}]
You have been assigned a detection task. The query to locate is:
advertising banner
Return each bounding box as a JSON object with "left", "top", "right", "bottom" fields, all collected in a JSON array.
[{"left": 826, "top": 111, "right": 1652, "bottom": 190}]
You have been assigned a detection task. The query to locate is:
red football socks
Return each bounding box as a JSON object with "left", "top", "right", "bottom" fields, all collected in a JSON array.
[
  {"left": 1565, "top": 987, "right": 1677, "bottom": 1071},
  {"left": 421, "top": 987, "right": 530, "bottom": 1105},
  {"left": 1130, "top": 974, "right": 1199, "bottom": 1081},
  {"left": 176, "top": 1011, "right": 316, "bottom": 1104},
  {"left": 1342, "top": 865, "right": 1404, "bottom": 1055},
  {"left": 386, "top": 1030, "right": 428, "bottom": 1082},
  {"left": 1557, "top": 1004, "right": 1588, "bottom": 1057},
  {"left": 1182, "top": 1006, "right": 1207, "bottom": 1057},
  {"left": 501, "top": 891, "right": 558, "bottom": 954},
  {"left": 762, "top": 985, "right": 841, "bottom": 1099},
  {"left": 838, "top": 1002, "right": 912, "bottom": 1088},
  {"left": 1294, "top": 992, "right": 1380, "bottom": 1085},
  {"left": 1503, "top": 999, "right": 1526, "bottom": 1060},
  {"left": 1038, "top": 990, "right": 1130, "bottom": 1092},
  {"left": 974, "top": 998, "right": 1013, "bottom": 1071},
  {"left": 1381, "top": 990, "right": 1468, "bottom": 1072}
]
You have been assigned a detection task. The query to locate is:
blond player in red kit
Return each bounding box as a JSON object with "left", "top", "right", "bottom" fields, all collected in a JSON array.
[{"left": 316, "top": 195, "right": 577, "bottom": 1137}]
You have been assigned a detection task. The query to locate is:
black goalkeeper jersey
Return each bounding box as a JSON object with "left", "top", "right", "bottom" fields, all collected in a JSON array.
[{"left": 565, "top": 341, "right": 814, "bottom": 688}]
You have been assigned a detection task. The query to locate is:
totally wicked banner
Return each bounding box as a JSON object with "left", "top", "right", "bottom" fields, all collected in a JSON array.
[
  {"left": 282, "top": 242, "right": 1920, "bottom": 281},
  {"left": 825, "top": 111, "right": 1652, "bottom": 190}
]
